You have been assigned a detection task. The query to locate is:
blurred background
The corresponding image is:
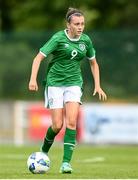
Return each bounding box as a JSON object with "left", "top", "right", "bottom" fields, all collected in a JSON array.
[{"left": 0, "top": 0, "right": 138, "bottom": 145}]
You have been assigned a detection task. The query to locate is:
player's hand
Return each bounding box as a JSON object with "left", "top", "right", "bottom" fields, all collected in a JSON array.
[
  {"left": 93, "top": 87, "right": 107, "bottom": 101},
  {"left": 29, "top": 80, "right": 38, "bottom": 91}
]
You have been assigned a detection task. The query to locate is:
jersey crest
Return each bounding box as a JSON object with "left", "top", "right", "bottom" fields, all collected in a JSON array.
[{"left": 79, "top": 43, "right": 86, "bottom": 51}]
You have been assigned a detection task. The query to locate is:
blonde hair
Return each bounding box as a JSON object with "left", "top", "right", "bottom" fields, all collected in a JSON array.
[{"left": 66, "top": 7, "right": 84, "bottom": 23}]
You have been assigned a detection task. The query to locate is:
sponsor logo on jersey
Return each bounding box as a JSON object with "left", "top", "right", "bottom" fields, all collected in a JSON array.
[
  {"left": 79, "top": 43, "right": 86, "bottom": 51},
  {"left": 64, "top": 43, "right": 69, "bottom": 48}
]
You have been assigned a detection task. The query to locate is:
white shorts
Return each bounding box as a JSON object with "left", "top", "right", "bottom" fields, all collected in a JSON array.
[{"left": 44, "top": 86, "right": 82, "bottom": 109}]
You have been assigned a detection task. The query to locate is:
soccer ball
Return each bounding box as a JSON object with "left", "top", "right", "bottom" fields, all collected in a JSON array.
[{"left": 27, "top": 152, "right": 50, "bottom": 174}]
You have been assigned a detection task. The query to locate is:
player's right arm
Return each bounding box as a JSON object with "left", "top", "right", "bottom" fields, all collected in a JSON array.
[
  {"left": 29, "top": 32, "right": 59, "bottom": 91},
  {"left": 29, "top": 52, "right": 45, "bottom": 91}
]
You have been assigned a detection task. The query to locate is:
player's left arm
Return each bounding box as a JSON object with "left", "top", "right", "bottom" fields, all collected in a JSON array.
[{"left": 89, "top": 58, "right": 107, "bottom": 101}]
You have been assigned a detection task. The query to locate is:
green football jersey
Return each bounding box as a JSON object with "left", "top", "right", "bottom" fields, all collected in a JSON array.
[{"left": 40, "top": 29, "right": 96, "bottom": 87}]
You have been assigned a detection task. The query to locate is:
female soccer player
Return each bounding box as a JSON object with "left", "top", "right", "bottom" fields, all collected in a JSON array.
[{"left": 29, "top": 7, "right": 107, "bottom": 173}]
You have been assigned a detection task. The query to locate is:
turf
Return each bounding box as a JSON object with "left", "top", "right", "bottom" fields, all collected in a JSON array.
[{"left": 0, "top": 144, "right": 138, "bottom": 179}]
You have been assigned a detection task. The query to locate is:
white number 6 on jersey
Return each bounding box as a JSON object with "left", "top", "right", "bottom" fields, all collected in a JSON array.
[{"left": 71, "top": 49, "right": 78, "bottom": 59}]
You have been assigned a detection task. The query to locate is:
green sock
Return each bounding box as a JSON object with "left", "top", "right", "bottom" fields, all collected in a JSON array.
[
  {"left": 41, "top": 126, "right": 57, "bottom": 153},
  {"left": 63, "top": 128, "right": 76, "bottom": 163}
]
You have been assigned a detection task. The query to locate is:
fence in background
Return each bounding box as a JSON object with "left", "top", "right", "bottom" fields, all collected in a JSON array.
[{"left": 0, "top": 101, "right": 138, "bottom": 145}]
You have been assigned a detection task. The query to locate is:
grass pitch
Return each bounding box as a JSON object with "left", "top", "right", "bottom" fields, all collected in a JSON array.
[{"left": 0, "top": 144, "right": 138, "bottom": 179}]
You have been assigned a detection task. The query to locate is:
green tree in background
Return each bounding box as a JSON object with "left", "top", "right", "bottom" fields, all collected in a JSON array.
[{"left": 0, "top": 0, "right": 138, "bottom": 32}]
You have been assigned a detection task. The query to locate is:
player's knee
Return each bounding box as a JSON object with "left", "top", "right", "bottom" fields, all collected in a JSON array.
[
  {"left": 52, "top": 123, "right": 63, "bottom": 133},
  {"left": 66, "top": 121, "right": 76, "bottom": 129}
]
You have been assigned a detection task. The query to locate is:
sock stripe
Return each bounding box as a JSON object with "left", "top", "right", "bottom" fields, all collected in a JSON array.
[
  {"left": 45, "top": 137, "right": 54, "bottom": 142},
  {"left": 64, "top": 143, "right": 75, "bottom": 147}
]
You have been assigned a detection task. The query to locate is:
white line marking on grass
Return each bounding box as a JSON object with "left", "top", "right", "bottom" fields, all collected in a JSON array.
[{"left": 78, "top": 156, "right": 105, "bottom": 163}]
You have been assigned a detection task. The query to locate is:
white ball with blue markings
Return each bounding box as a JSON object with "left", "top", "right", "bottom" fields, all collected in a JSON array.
[{"left": 27, "top": 152, "right": 50, "bottom": 174}]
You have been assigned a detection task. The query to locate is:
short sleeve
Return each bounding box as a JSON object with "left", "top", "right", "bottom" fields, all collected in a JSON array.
[
  {"left": 40, "top": 34, "right": 58, "bottom": 57},
  {"left": 86, "top": 37, "right": 96, "bottom": 60}
]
